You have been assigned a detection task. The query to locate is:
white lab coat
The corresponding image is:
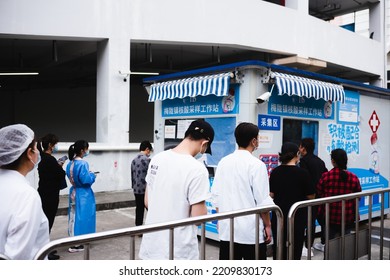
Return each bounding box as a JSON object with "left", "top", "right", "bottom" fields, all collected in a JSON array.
[{"left": 0, "top": 169, "right": 50, "bottom": 259}]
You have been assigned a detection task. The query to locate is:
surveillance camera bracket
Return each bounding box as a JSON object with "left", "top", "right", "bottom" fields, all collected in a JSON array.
[
  {"left": 234, "top": 69, "right": 245, "bottom": 84},
  {"left": 259, "top": 68, "right": 271, "bottom": 83}
]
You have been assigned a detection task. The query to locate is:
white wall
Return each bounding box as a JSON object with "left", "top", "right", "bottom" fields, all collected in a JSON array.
[
  {"left": 0, "top": 0, "right": 385, "bottom": 80},
  {"left": 1, "top": 0, "right": 387, "bottom": 193}
]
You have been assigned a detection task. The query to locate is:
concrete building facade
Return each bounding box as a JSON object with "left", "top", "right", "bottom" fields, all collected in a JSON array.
[{"left": 0, "top": 0, "right": 388, "bottom": 192}]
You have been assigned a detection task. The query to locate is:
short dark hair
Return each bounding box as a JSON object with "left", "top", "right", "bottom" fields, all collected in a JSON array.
[
  {"left": 139, "top": 140, "right": 152, "bottom": 152},
  {"left": 300, "top": 138, "right": 315, "bottom": 154},
  {"left": 184, "top": 119, "right": 214, "bottom": 154},
  {"left": 234, "top": 122, "right": 259, "bottom": 148}
]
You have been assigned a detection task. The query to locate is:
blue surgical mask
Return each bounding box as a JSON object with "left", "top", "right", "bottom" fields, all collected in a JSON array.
[
  {"left": 52, "top": 144, "right": 58, "bottom": 153},
  {"left": 194, "top": 153, "right": 203, "bottom": 160},
  {"left": 83, "top": 150, "right": 90, "bottom": 158}
]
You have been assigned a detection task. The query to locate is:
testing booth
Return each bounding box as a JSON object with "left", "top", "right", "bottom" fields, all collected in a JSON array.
[{"left": 144, "top": 60, "right": 390, "bottom": 240}]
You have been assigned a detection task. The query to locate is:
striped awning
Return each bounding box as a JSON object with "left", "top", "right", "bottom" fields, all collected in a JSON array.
[
  {"left": 272, "top": 72, "right": 345, "bottom": 103},
  {"left": 148, "top": 72, "right": 233, "bottom": 102}
]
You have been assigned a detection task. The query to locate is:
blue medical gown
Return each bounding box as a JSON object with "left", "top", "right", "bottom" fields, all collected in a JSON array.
[{"left": 66, "top": 160, "right": 96, "bottom": 236}]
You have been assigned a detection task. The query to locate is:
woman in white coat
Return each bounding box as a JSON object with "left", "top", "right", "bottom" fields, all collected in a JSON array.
[{"left": 0, "top": 124, "right": 50, "bottom": 260}]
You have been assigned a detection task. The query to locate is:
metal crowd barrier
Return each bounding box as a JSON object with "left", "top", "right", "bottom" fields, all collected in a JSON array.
[
  {"left": 0, "top": 253, "right": 10, "bottom": 260},
  {"left": 287, "top": 188, "right": 390, "bottom": 260},
  {"left": 34, "top": 204, "right": 283, "bottom": 260}
]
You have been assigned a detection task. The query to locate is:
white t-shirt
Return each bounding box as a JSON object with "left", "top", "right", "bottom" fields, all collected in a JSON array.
[
  {"left": 0, "top": 169, "right": 50, "bottom": 259},
  {"left": 211, "top": 150, "right": 274, "bottom": 244},
  {"left": 139, "top": 149, "right": 210, "bottom": 260}
]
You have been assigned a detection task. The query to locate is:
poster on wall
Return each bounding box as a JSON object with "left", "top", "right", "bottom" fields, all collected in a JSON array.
[
  {"left": 204, "top": 117, "right": 236, "bottom": 167},
  {"left": 325, "top": 123, "right": 360, "bottom": 154},
  {"left": 163, "top": 117, "right": 236, "bottom": 167},
  {"left": 326, "top": 106, "right": 388, "bottom": 216},
  {"left": 337, "top": 90, "right": 360, "bottom": 124},
  {"left": 259, "top": 154, "right": 279, "bottom": 176}
]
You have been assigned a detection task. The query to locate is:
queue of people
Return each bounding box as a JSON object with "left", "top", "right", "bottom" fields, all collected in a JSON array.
[
  {"left": 37, "top": 133, "right": 67, "bottom": 260},
  {"left": 0, "top": 121, "right": 362, "bottom": 260},
  {"left": 0, "top": 123, "right": 97, "bottom": 260}
]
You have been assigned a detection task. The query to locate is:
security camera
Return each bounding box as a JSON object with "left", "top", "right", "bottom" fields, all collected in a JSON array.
[
  {"left": 119, "top": 70, "right": 131, "bottom": 76},
  {"left": 119, "top": 70, "right": 130, "bottom": 82},
  {"left": 256, "top": 91, "right": 272, "bottom": 104}
]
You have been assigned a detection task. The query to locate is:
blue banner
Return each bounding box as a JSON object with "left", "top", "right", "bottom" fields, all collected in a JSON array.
[
  {"left": 348, "top": 168, "right": 389, "bottom": 216},
  {"left": 268, "top": 93, "right": 334, "bottom": 119},
  {"left": 258, "top": 114, "right": 281, "bottom": 131},
  {"left": 162, "top": 84, "right": 239, "bottom": 117}
]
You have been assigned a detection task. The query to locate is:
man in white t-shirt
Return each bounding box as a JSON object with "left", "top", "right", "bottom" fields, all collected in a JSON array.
[
  {"left": 139, "top": 119, "right": 214, "bottom": 260},
  {"left": 212, "top": 122, "right": 274, "bottom": 260}
]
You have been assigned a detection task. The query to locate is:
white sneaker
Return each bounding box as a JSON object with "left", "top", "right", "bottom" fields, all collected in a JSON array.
[
  {"left": 313, "top": 243, "right": 325, "bottom": 252},
  {"left": 302, "top": 247, "right": 314, "bottom": 257}
]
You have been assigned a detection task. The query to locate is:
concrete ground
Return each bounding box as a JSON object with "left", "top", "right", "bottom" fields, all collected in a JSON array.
[
  {"left": 49, "top": 207, "right": 222, "bottom": 260},
  {"left": 48, "top": 191, "right": 389, "bottom": 260}
]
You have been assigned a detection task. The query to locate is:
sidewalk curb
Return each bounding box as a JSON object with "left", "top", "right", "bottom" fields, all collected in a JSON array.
[{"left": 56, "top": 190, "right": 135, "bottom": 216}]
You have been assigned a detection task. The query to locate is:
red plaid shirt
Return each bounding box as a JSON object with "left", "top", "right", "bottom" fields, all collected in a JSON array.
[{"left": 316, "top": 168, "right": 361, "bottom": 225}]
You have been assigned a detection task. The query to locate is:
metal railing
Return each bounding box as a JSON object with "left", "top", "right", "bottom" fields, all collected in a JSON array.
[
  {"left": 287, "top": 188, "right": 390, "bottom": 260},
  {"left": 34, "top": 204, "right": 283, "bottom": 260},
  {"left": 0, "top": 253, "right": 10, "bottom": 260}
]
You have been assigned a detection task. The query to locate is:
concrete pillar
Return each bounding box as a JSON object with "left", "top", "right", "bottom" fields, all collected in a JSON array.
[
  {"left": 369, "top": 1, "right": 386, "bottom": 87},
  {"left": 237, "top": 69, "right": 264, "bottom": 125},
  {"left": 96, "top": 37, "right": 130, "bottom": 144}
]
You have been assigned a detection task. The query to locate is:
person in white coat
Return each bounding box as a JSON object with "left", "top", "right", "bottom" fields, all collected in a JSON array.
[
  {"left": 0, "top": 124, "right": 50, "bottom": 260},
  {"left": 212, "top": 122, "right": 274, "bottom": 260}
]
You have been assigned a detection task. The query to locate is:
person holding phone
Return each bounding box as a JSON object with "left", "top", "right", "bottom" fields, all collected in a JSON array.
[
  {"left": 37, "top": 133, "right": 67, "bottom": 260},
  {"left": 66, "top": 140, "right": 96, "bottom": 253}
]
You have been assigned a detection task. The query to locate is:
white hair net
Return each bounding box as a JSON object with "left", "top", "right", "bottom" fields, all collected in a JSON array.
[{"left": 0, "top": 124, "right": 35, "bottom": 167}]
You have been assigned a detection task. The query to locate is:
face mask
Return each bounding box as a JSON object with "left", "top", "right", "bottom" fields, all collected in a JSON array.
[
  {"left": 83, "top": 150, "right": 90, "bottom": 158},
  {"left": 194, "top": 153, "right": 203, "bottom": 160},
  {"left": 194, "top": 142, "right": 207, "bottom": 160},
  {"left": 30, "top": 151, "right": 41, "bottom": 168},
  {"left": 52, "top": 144, "right": 58, "bottom": 153}
]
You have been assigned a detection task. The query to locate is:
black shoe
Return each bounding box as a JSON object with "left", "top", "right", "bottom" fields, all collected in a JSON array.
[{"left": 48, "top": 251, "right": 60, "bottom": 260}]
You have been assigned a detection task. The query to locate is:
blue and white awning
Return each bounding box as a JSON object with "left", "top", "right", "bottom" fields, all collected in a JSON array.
[
  {"left": 272, "top": 72, "right": 345, "bottom": 103},
  {"left": 148, "top": 72, "right": 233, "bottom": 102}
]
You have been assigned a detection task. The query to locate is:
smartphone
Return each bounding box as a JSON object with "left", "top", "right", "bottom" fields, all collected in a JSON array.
[
  {"left": 94, "top": 171, "right": 100, "bottom": 174},
  {"left": 57, "top": 155, "right": 68, "bottom": 163}
]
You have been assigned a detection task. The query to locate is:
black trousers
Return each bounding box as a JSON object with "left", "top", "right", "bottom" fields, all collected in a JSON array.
[
  {"left": 38, "top": 190, "right": 60, "bottom": 232},
  {"left": 272, "top": 215, "right": 306, "bottom": 260},
  {"left": 219, "top": 241, "right": 267, "bottom": 260},
  {"left": 304, "top": 205, "right": 324, "bottom": 247},
  {"left": 134, "top": 193, "right": 145, "bottom": 226}
]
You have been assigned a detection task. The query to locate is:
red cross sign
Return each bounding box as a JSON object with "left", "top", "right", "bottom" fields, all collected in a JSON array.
[{"left": 368, "top": 111, "right": 380, "bottom": 133}]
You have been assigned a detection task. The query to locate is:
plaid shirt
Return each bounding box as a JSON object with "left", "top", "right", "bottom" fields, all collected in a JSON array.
[{"left": 316, "top": 168, "right": 361, "bottom": 225}]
